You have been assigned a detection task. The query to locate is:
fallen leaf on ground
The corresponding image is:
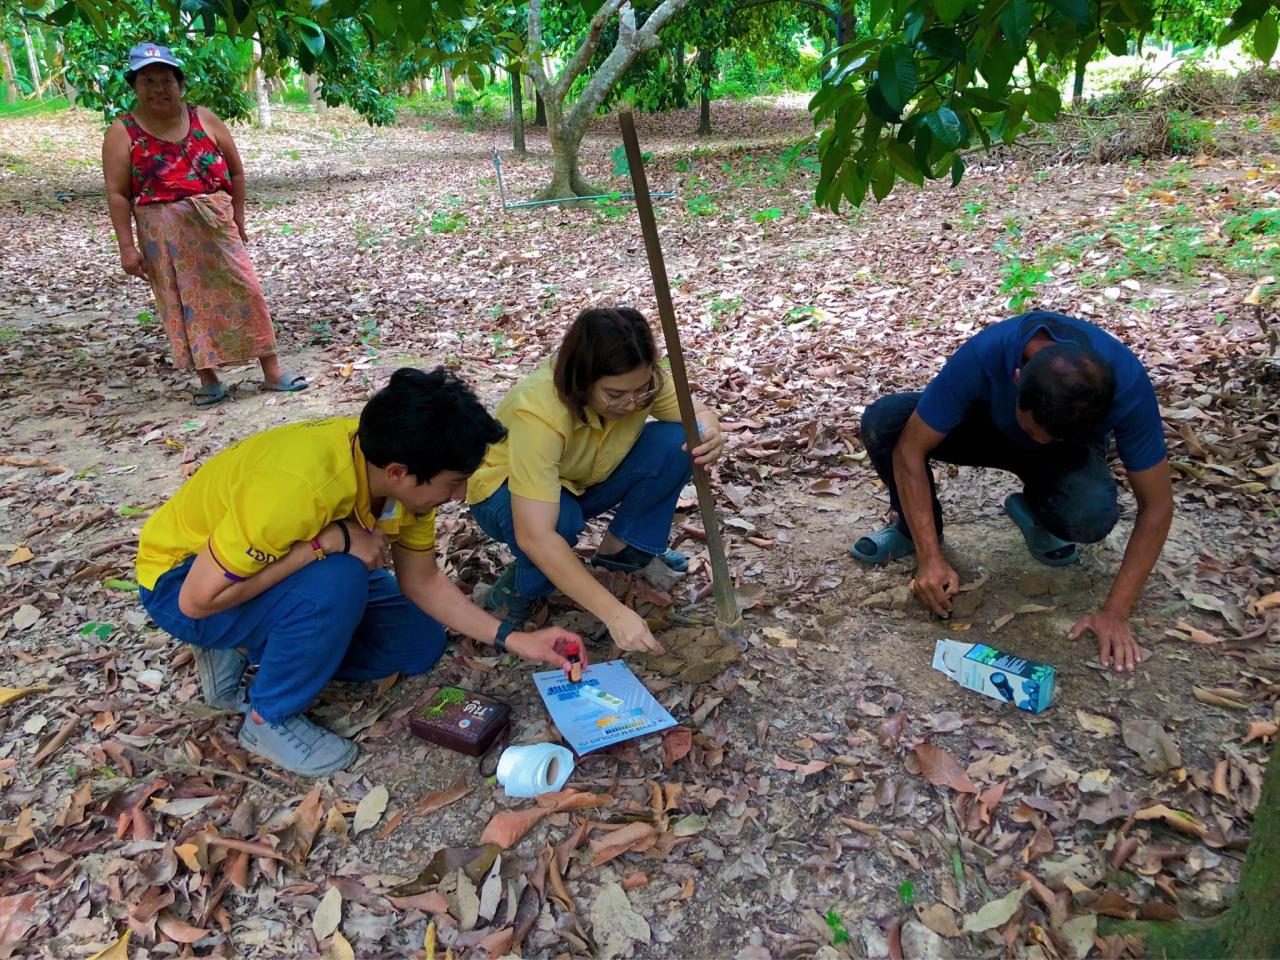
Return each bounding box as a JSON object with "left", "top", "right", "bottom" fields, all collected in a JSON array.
[
  {"left": 916, "top": 902, "right": 962, "bottom": 938},
  {"left": 480, "top": 807, "right": 549, "bottom": 849},
  {"left": 0, "top": 686, "right": 50, "bottom": 709},
  {"left": 353, "top": 785, "right": 389, "bottom": 836},
  {"left": 773, "top": 755, "right": 830, "bottom": 781},
  {"left": 413, "top": 778, "right": 472, "bottom": 817},
  {"left": 86, "top": 932, "right": 130, "bottom": 960},
  {"left": 1247, "top": 591, "right": 1280, "bottom": 616},
  {"left": 962, "top": 882, "right": 1030, "bottom": 933},
  {"left": 591, "top": 879, "right": 651, "bottom": 960},
  {"left": 913, "top": 743, "right": 977, "bottom": 793},
  {"left": 1244, "top": 721, "right": 1277, "bottom": 744},
  {"left": 1170, "top": 621, "right": 1223, "bottom": 644},
  {"left": 1193, "top": 686, "right": 1249, "bottom": 710},
  {"left": 12, "top": 605, "right": 41, "bottom": 631},
  {"left": 662, "top": 728, "right": 692, "bottom": 767},
  {"left": 880, "top": 712, "right": 909, "bottom": 748},
  {"left": 0, "top": 892, "right": 43, "bottom": 952},
  {"left": 322, "top": 931, "right": 355, "bottom": 960},
  {"left": 312, "top": 886, "right": 343, "bottom": 940},
  {"left": 1076, "top": 710, "right": 1119, "bottom": 737},
  {"left": 4, "top": 546, "right": 33, "bottom": 566},
  {"left": 1122, "top": 719, "right": 1181, "bottom": 774},
  {"left": 157, "top": 915, "right": 210, "bottom": 944},
  {"left": 385, "top": 891, "right": 451, "bottom": 915},
  {"left": 1134, "top": 804, "right": 1208, "bottom": 838},
  {"left": 1061, "top": 914, "right": 1098, "bottom": 957},
  {"left": 477, "top": 926, "right": 514, "bottom": 957}
]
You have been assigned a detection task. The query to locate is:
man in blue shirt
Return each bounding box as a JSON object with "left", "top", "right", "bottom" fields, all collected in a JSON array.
[{"left": 850, "top": 311, "right": 1173, "bottom": 675}]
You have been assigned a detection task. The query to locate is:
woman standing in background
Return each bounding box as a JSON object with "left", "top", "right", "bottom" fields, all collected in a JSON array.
[{"left": 101, "top": 42, "right": 306, "bottom": 406}]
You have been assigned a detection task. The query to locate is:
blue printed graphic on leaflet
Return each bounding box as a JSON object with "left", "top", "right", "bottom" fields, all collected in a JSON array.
[{"left": 533, "top": 660, "right": 676, "bottom": 754}]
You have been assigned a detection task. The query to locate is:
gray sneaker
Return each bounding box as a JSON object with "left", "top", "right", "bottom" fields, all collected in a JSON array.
[
  {"left": 237, "top": 712, "right": 357, "bottom": 777},
  {"left": 192, "top": 644, "right": 247, "bottom": 710}
]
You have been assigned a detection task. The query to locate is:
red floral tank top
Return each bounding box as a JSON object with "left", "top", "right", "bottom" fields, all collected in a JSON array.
[{"left": 122, "top": 105, "right": 232, "bottom": 205}]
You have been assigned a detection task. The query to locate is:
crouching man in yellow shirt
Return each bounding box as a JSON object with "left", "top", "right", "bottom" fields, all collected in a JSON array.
[{"left": 136, "top": 368, "right": 583, "bottom": 776}]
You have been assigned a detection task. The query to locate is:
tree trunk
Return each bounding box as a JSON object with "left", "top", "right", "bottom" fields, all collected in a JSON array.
[
  {"left": 533, "top": 90, "right": 547, "bottom": 127},
  {"left": 672, "top": 41, "right": 688, "bottom": 109},
  {"left": 836, "top": 0, "right": 855, "bottom": 47},
  {"left": 524, "top": 73, "right": 535, "bottom": 102},
  {"left": 0, "top": 41, "right": 18, "bottom": 103},
  {"left": 304, "top": 72, "right": 326, "bottom": 113},
  {"left": 54, "top": 38, "right": 75, "bottom": 103},
  {"left": 443, "top": 66, "right": 455, "bottom": 102},
  {"left": 1103, "top": 734, "right": 1280, "bottom": 957},
  {"left": 697, "top": 47, "right": 713, "bottom": 136},
  {"left": 1072, "top": 48, "right": 1088, "bottom": 106},
  {"left": 21, "top": 23, "right": 42, "bottom": 97},
  {"left": 538, "top": 116, "right": 600, "bottom": 200},
  {"left": 252, "top": 35, "right": 271, "bottom": 128},
  {"left": 509, "top": 65, "right": 526, "bottom": 156}
]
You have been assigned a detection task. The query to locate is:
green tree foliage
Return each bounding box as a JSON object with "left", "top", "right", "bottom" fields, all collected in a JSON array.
[
  {"left": 58, "top": 9, "right": 252, "bottom": 120},
  {"left": 809, "top": 0, "right": 1279, "bottom": 211}
]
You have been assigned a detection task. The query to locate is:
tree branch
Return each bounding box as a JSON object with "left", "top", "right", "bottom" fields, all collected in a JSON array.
[
  {"left": 563, "top": 0, "right": 693, "bottom": 133},
  {"left": 552, "top": 0, "right": 628, "bottom": 102},
  {"left": 527, "top": 0, "right": 551, "bottom": 96}
]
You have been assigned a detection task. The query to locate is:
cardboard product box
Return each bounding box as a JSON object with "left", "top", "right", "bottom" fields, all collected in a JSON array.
[{"left": 931, "top": 639, "right": 1056, "bottom": 713}]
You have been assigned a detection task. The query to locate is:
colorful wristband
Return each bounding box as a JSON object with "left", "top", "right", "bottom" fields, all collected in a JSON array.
[{"left": 310, "top": 537, "right": 326, "bottom": 562}]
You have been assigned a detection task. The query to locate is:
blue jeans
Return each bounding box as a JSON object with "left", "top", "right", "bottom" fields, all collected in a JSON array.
[
  {"left": 861, "top": 392, "right": 1119, "bottom": 544},
  {"left": 139, "top": 554, "right": 446, "bottom": 724},
  {"left": 470, "top": 420, "right": 692, "bottom": 598}
]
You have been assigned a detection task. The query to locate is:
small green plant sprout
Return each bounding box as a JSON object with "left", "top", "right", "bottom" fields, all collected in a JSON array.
[
  {"left": 824, "top": 908, "right": 850, "bottom": 946},
  {"left": 611, "top": 145, "right": 651, "bottom": 177},
  {"left": 685, "top": 193, "right": 717, "bottom": 217},
  {"left": 783, "top": 304, "right": 823, "bottom": 326},
  {"left": 429, "top": 209, "right": 468, "bottom": 233},
  {"left": 594, "top": 193, "right": 628, "bottom": 219},
  {"left": 136, "top": 310, "right": 154, "bottom": 325},
  {"left": 752, "top": 207, "right": 783, "bottom": 225}
]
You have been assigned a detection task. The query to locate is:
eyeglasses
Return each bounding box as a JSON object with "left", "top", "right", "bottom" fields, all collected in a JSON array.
[{"left": 600, "top": 373, "right": 660, "bottom": 413}]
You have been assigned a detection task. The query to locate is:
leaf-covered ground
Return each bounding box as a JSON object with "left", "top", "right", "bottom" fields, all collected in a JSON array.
[{"left": 1, "top": 98, "right": 1278, "bottom": 959}]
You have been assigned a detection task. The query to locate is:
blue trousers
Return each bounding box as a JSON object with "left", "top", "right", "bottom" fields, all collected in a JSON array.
[
  {"left": 470, "top": 420, "right": 693, "bottom": 598},
  {"left": 861, "top": 392, "right": 1119, "bottom": 544},
  {"left": 139, "top": 553, "right": 446, "bottom": 724}
]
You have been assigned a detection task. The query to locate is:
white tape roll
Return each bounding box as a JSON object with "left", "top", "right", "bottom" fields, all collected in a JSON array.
[{"left": 496, "top": 743, "right": 574, "bottom": 798}]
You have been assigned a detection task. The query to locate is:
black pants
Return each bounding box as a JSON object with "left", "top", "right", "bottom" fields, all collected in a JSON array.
[{"left": 861, "top": 393, "right": 1119, "bottom": 544}]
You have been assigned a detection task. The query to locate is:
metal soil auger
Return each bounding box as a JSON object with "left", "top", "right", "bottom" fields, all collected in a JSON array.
[{"left": 618, "top": 111, "right": 745, "bottom": 642}]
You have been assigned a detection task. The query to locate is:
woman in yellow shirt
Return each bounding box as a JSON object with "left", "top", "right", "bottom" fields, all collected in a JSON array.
[{"left": 467, "top": 307, "right": 726, "bottom": 654}]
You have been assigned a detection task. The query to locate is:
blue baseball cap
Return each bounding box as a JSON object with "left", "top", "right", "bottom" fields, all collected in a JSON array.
[{"left": 126, "top": 43, "right": 183, "bottom": 82}]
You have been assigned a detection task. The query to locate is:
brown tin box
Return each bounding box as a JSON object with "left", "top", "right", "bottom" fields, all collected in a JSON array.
[{"left": 408, "top": 687, "right": 511, "bottom": 757}]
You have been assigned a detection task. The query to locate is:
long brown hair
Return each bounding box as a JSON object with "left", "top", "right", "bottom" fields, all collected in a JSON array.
[{"left": 553, "top": 306, "right": 660, "bottom": 421}]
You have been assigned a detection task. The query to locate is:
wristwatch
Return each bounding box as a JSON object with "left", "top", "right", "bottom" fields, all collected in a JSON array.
[{"left": 493, "top": 620, "right": 515, "bottom": 654}]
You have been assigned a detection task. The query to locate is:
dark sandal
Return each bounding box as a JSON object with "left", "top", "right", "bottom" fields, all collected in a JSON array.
[
  {"left": 260, "top": 370, "right": 309, "bottom": 392},
  {"left": 193, "top": 382, "right": 229, "bottom": 407},
  {"left": 1004, "top": 493, "right": 1078, "bottom": 567},
  {"left": 591, "top": 544, "right": 655, "bottom": 573},
  {"left": 849, "top": 525, "right": 916, "bottom": 565}
]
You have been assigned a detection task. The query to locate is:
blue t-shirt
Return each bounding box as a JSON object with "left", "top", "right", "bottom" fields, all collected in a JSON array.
[{"left": 915, "top": 312, "right": 1166, "bottom": 473}]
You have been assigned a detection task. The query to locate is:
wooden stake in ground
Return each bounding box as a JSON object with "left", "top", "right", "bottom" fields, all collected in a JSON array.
[{"left": 618, "top": 111, "right": 743, "bottom": 639}]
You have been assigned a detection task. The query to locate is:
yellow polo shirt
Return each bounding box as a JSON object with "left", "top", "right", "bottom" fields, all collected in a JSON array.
[
  {"left": 466, "top": 362, "right": 682, "bottom": 506},
  {"left": 136, "top": 417, "right": 436, "bottom": 590}
]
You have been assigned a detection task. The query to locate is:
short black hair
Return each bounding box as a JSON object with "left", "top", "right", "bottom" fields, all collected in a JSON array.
[
  {"left": 553, "top": 306, "right": 661, "bottom": 421},
  {"left": 358, "top": 367, "right": 505, "bottom": 482},
  {"left": 1017, "top": 344, "right": 1117, "bottom": 442},
  {"left": 126, "top": 64, "right": 185, "bottom": 87}
]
